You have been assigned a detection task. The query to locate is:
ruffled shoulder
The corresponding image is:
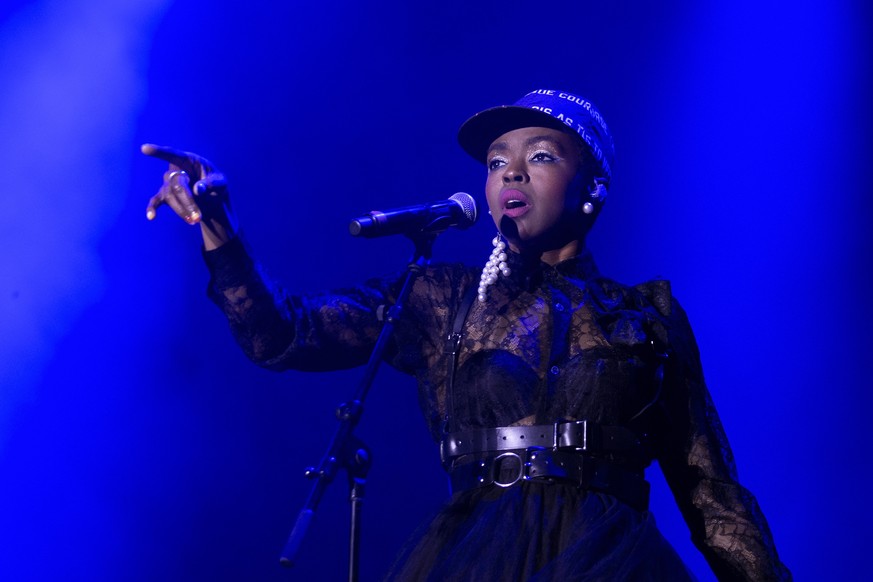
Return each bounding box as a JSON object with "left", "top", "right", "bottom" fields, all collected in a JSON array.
[
  {"left": 631, "top": 279, "right": 673, "bottom": 319},
  {"left": 585, "top": 276, "right": 672, "bottom": 316},
  {"left": 581, "top": 276, "right": 676, "bottom": 349}
]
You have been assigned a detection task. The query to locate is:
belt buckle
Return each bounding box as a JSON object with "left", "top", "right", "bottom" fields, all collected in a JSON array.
[
  {"left": 491, "top": 451, "right": 524, "bottom": 487},
  {"left": 557, "top": 419, "right": 594, "bottom": 451}
]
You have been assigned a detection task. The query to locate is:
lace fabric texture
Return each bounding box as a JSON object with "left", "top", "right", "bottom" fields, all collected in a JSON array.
[{"left": 204, "top": 236, "right": 790, "bottom": 581}]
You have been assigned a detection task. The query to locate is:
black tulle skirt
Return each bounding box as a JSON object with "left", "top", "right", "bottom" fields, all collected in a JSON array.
[{"left": 385, "top": 481, "right": 696, "bottom": 581}]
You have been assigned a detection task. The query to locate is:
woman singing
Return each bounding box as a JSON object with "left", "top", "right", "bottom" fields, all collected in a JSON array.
[{"left": 143, "top": 89, "right": 790, "bottom": 581}]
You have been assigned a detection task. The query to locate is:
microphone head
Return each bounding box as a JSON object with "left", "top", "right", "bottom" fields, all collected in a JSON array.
[{"left": 448, "top": 192, "right": 477, "bottom": 228}]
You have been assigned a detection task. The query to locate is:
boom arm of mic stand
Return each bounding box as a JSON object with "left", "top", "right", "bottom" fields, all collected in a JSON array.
[{"left": 279, "top": 234, "right": 436, "bottom": 581}]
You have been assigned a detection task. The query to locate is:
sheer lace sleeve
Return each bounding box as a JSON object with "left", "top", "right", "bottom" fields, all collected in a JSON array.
[
  {"left": 656, "top": 296, "right": 791, "bottom": 581},
  {"left": 202, "top": 235, "right": 399, "bottom": 372}
]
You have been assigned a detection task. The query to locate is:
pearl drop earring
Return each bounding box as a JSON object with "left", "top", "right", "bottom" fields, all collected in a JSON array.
[{"left": 478, "top": 234, "right": 511, "bottom": 302}]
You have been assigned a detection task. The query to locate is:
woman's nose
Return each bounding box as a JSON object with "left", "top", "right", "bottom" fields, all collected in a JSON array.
[{"left": 502, "top": 163, "right": 528, "bottom": 183}]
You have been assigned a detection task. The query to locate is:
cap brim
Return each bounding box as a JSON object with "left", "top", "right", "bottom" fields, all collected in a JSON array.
[{"left": 457, "top": 105, "right": 575, "bottom": 164}]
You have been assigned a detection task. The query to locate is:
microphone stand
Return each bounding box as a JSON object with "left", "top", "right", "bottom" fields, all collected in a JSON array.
[{"left": 279, "top": 233, "right": 437, "bottom": 582}]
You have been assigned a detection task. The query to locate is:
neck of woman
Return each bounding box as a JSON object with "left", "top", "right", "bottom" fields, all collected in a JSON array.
[{"left": 510, "top": 237, "right": 584, "bottom": 267}]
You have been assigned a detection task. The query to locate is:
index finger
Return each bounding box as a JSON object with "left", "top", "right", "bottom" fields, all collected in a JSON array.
[{"left": 141, "top": 143, "right": 196, "bottom": 167}]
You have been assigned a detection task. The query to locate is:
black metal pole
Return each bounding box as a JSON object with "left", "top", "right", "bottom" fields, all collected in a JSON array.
[
  {"left": 348, "top": 454, "right": 368, "bottom": 582},
  {"left": 279, "top": 234, "right": 436, "bottom": 578}
]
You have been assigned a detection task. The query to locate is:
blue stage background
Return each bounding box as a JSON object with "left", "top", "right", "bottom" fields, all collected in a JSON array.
[{"left": 1, "top": 1, "right": 870, "bottom": 580}]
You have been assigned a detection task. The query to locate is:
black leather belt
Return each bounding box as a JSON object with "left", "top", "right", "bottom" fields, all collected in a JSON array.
[
  {"left": 441, "top": 422, "right": 650, "bottom": 511},
  {"left": 447, "top": 448, "right": 649, "bottom": 511},
  {"left": 441, "top": 421, "right": 642, "bottom": 461}
]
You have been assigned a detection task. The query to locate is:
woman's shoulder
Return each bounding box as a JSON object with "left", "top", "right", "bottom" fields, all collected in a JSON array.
[
  {"left": 630, "top": 279, "right": 674, "bottom": 319},
  {"left": 586, "top": 275, "right": 701, "bottom": 360},
  {"left": 586, "top": 274, "right": 675, "bottom": 319}
]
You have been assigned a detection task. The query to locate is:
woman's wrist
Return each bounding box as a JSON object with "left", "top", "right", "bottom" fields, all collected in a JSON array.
[{"left": 200, "top": 213, "right": 237, "bottom": 250}]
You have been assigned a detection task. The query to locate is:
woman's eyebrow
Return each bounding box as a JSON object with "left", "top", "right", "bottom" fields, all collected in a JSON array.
[
  {"left": 524, "top": 135, "right": 565, "bottom": 150},
  {"left": 487, "top": 141, "right": 509, "bottom": 156},
  {"left": 488, "top": 135, "right": 566, "bottom": 157}
]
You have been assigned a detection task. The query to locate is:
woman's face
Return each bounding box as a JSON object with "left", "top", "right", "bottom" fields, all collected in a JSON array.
[{"left": 485, "top": 126, "right": 587, "bottom": 256}]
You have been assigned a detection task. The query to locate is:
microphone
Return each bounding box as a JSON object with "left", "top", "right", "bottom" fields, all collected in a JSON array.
[{"left": 349, "top": 192, "right": 477, "bottom": 238}]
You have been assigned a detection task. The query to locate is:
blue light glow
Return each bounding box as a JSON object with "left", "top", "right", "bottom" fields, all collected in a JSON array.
[{"left": 1, "top": 1, "right": 869, "bottom": 579}]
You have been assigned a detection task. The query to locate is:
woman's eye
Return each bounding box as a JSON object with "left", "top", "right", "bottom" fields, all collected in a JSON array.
[
  {"left": 531, "top": 151, "right": 557, "bottom": 163},
  {"left": 487, "top": 158, "right": 506, "bottom": 171}
]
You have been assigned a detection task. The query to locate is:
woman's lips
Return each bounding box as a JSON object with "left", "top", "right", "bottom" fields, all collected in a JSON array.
[{"left": 500, "top": 189, "right": 531, "bottom": 218}]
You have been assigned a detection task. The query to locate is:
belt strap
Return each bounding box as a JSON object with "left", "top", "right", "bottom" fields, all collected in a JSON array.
[
  {"left": 441, "top": 421, "right": 642, "bottom": 462},
  {"left": 443, "top": 283, "right": 478, "bottom": 434},
  {"left": 448, "top": 448, "right": 649, "bottom": 511}
]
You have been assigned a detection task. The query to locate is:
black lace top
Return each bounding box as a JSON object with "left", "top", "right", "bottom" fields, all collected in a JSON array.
[{"left": 204, "top": 236, "right": 790, "bottom": 581}]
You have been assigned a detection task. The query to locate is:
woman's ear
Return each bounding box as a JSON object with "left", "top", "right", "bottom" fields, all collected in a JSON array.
[{"left": 583, "top": 178, "right": 608, "bottom": 215}]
